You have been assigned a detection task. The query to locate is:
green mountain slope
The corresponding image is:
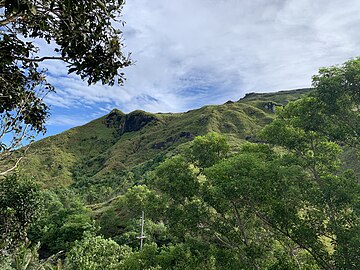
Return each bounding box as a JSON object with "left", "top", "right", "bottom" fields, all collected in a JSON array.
[{"left": 19, "top": 88, "right": 311, "bottom": 188}]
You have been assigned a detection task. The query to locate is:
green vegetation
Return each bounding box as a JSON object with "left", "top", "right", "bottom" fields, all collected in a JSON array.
[
  {"left": 0, "top": 174, "right": 42, "bottom": 251},
  {"left": 17, "top": 88, "right": 310, "bottom": 191},
  {"left": 1, "top": 59, "right": 359, "bottom": 269}
]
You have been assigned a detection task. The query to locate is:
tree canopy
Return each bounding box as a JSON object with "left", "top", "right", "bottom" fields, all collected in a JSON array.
[
  {"left": 311, "top": 58, "right": 360, "bottom": 148},
  {"left": 0, "top": 0, "right": 132, "bottom": 175}
]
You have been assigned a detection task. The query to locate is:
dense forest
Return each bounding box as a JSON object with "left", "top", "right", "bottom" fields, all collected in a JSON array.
[{"left": 1, "top": 58, "right": 359, "bottom": 269}]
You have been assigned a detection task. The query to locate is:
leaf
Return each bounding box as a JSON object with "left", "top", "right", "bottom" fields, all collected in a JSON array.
[
  {"left": 96, "top": 0, "right": 107, "bottom": 11},
  {"left": 68, "top": 67, "right": 77, "bottom": 74},
  {"left": 29, "top": 5, "right": 37, "bottom": 15}
]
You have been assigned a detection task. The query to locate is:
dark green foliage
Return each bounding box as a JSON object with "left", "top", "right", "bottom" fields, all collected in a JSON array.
[
  {"left": 1, "top": 0, "right": 131, "bottom": 85},
  {"left": 206, "top": 147, "right": 328, "bottom": 267},
  {"left": 65, "top": 236, "right": 244, "bottom": 270},
  {"left": 0, "top": 32, "right": 52, "bottom": 174},
  {"left": 0, "top": 241, "right": 58, "bottom": 270},
  {"left": 95, "top": 185, "right": 169, "bottom": 247},
  {"left": 0, "top": 34, "right": 50, "bottom": 131},
  {"left": 260, "top": 91, "right": 360, "bottom": 269},
  {"left": 0, "top": 175, "right": 42, "bottom": 251},
  {"left": 29, "top": 189, "right": 96, "bottom": 256}
]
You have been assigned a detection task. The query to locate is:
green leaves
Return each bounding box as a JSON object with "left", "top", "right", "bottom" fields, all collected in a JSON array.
[
  {"left": 66, "top": 234, "right": 132, "bottom": 270},
  {"left": 189, "top": 132, "right": 229, "bottom": 168},
  {"left": 150, "top": 123, "right": 359, "bottom": 269},
  {"left": 260, "top": 98, "right": 342, "bottom": 174},
  {"left": 312, "top": 58, "right": 360, "bottom": 148},
  {"left": 154, "top": 155, "right": 200, "bottom": 202},
  {"left": 39, "top": 0, "right": 132, "bottom": 85},
  {"left": 28, "top": 189, "right": 96, "bottom": 254},
  {"left": 260, "top": 84, "right": 360, "bottom": 269},
  {"left": 0, "top": 175, "right": 43, "bottom": 251}
]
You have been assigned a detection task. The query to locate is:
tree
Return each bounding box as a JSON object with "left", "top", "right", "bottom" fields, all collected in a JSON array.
[
  {"left": 0, "top": 174, "right": 42, "bottom": 252},
  {"left": 0, "top": 241, "right": 59, "bottom": 270},
  {"left": 154, "top": 156, "right": 200, "bottom": 203},
  {"left": 312, "top": 57, "right": 360, "bottom": 148},
  {"left": 153, "top": 130, "right": 359, "bottom": 269},
  {"left": 205, "top": 142, "right": 333, "bottom": 269},
  {"left": 189, "top": 132, "right": 229, "bottom": 168},
  {"left": 153, "top": 135, "right": 305, "bottom": 269},
  {"left": 28, "top": 189, "right": 96, "bottom": 256},
  {"left": 65, "top": 233, "right": 132, "bottom": 270},
  {"left": 0, "top": 0, "right": 132, "bottom": 175},
  {"left": 0, "top": 39, "right": 51, "bottom": 175},
  {"left": 261, "top": 98, "right": 360, "bottom": 269},
  {"left": 96, "top": 185, "right": 171, "bottom": 249}
]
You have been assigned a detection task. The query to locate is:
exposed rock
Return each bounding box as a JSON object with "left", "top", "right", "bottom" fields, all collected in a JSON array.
[
  {"left": 123, "top": 110, "right": 158, "bottom": 133},
  {"left": 239, "top": 92, "right": 257, "bottom": 101},
  {"left": 152, "top": 142, "right": 167, "bottom": 150},
  {"left": 105, "top": 109, "right": 158, "bottom": 135},
  {"left": 245, "top": 135, "right": 252, "bottom": 141},
  {"left": 152, "top": 131, "right": 195, "bottom": 149},
  {"left": 263, "top": 102, "right": 283, "bottom": 113},
  {"left": 179, "top": 131, "right": 194, "bottom": 139}
]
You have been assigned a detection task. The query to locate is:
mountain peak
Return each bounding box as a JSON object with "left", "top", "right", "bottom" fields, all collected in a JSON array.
[{"left": 109, "top": 108, "right": 125, "bottom": 115}]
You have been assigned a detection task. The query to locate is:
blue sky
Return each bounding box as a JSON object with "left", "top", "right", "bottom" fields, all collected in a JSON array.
[{"left": 37, "top": 0, "right": 360, "bottom": 138}]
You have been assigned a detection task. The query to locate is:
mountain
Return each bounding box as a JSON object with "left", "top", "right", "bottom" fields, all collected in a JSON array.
[{"left": 19, "top": 88, "right": 311, "bottom": 188}]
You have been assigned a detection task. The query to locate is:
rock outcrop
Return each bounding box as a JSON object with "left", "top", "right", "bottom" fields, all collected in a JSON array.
[{"left": 105, "top": 109, "right": 158, "bottom": 135}]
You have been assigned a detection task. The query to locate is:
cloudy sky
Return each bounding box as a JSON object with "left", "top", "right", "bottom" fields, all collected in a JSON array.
[{"left": 41, "top": 0, "right": 360, "bottom": 137}]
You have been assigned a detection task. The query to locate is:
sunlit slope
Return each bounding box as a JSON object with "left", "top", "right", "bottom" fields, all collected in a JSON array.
[{"left": 19, "top": 88, "right": 311, "bottom": 188}]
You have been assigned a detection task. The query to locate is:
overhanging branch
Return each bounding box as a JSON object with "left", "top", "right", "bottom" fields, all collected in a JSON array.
[
  {"left": 0, "top": 13, "right": 21, "bottom": 26},
  {"left": 15, "top": 56, "right": 69, "bottom": 62}
]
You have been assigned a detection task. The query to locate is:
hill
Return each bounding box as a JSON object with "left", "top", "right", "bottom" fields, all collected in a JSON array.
[{"left": 18, "top": 88, "right": 311, "bottom": 189}]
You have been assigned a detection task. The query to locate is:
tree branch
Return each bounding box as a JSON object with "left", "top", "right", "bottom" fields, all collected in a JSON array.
[
  {"left": 252, "top": 208, "right": 334, "bottom": 270},
  {"left": 214, "top": 232, "right": 235, "bottom": 249},
  {"left": 0, "top": 156, "right": 23, "bottom": 176},
  {"left": 15, "top": 56, "right": 69, "bottom": 62},
  {"left": 231, "top": 201, "right": 249, "bottom": 246},
  {"left": 0, "top": 13, "right": 22, "bottom": 26},
  {"left": 0, "top": 141, "right": 32, "bottom": 176}
]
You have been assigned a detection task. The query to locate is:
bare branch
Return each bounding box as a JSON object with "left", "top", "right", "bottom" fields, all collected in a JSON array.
[
  {"left": 0, "top": 156, "right": 24, "bottom": 176},
  {"left": 0, "top": 141, "right": 31, "bottom": 176}
]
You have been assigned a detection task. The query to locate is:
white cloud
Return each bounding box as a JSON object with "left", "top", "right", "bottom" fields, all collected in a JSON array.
[
  {"left": 37, "top": 0, "right": 360, "bottom": 130},
  {"left": 47, "top": 114, "right": 91, "bottom": 127}
]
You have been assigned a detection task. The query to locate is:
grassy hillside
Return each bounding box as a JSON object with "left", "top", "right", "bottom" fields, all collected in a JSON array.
[{"left": 19, "top": 88, "right": 311, "bottom": 188}]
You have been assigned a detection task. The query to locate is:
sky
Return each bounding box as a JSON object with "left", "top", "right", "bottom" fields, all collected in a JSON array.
[{"left": 39, "top": 0, "right": 360, "bottom": 138}]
